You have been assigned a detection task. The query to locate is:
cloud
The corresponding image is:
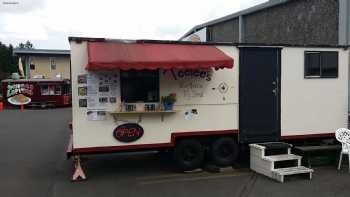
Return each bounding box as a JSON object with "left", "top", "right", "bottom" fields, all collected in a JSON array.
[
  {"left": 240, "top": 0, "right": 268, "bottom": 9},
  {"left": 0, "top": 0, "right": 46, "bottom": 13},
  {"left": 0, "top": 13, "right": 48, "bottom": 40},
  {"left": 0, "top": 0, "right": 267, "bottom": 49}
]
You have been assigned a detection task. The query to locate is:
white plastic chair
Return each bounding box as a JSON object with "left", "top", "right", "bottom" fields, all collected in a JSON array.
[{"left": 335, "top": 128, "right": 350, "bottom": 172}]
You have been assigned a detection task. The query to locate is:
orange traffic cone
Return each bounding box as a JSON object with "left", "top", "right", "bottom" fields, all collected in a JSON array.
[{"left": 0, "top": 102, "right": 3, "bottom": 112}]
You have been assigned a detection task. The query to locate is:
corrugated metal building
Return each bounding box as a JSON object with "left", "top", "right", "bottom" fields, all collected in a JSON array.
[
  {"left": 181, "top": 0, "right": 350, "bottom": 112},
  {"left": 181, "top": 0, "right": 350, "bottom": 46}
]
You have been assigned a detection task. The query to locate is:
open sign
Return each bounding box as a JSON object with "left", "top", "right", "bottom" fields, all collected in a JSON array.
[{"left": 113, "top": 123, "right": 144, "bottom": 143}]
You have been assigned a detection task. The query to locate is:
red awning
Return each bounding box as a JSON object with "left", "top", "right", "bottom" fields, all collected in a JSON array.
[{"left": 86, "top": 42, "right": 234, "bottom": 70}]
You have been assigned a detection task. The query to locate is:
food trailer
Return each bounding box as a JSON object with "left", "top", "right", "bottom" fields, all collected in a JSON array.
[
  {"left": 68, "top": 37, "right": 348, "bottom": 180},
  {"left": 1, "top": 78, "right": 71, "bottom": 108}
]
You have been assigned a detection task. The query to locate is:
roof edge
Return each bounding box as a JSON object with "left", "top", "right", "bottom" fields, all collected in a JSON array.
[
  {"left": 13, "top": 48, "right": 70, "bottom": 56},
  {"left": 68, "top": 37, "right": 349, "bottom": 48}
]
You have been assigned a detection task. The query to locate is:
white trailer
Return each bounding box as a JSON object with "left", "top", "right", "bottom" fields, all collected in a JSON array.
[{"left": 68, "top": 37, "right": 348, "bottom": 180}]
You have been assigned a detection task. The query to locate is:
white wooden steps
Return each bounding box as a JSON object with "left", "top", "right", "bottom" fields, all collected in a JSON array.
[
  {"left": 250, "top": 142, "right": 313, "bottom": 183},
  {"left": 272, "top": 166, "right": 313, "bottom": 183},
  {"left": 264, "top": 154, "right": 301, "bottom": 162}
]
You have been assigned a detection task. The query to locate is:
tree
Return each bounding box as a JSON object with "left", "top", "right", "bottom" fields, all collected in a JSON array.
[
  {"left": 18, "top": 43, "right": 25, "bottom": 49},
  {"left": 18, "top": 40, "right": 34, "bottom": 49},
  {"left": 0, "top": 41, "right": 18, "bottom": 80}
]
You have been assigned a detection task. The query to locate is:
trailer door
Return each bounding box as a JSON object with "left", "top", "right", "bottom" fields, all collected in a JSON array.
[{"left": 239, "top": 47, "right": 281, "bottom": 143}]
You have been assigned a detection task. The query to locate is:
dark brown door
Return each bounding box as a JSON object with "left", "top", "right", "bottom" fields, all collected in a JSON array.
[{"left": 239, "top": 47, "right": 281, "bottom": 143}]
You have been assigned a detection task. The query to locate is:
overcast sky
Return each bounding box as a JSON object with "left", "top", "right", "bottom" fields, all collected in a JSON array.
[{"left": 0, "top": 0, "right": 267, "bottom": 49}]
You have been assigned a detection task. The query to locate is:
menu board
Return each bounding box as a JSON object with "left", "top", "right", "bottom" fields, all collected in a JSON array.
[
  {"left": 77, "top": 74, "right": 88, "bottom": 107},
  {"left": 86, "top": 71, "right": 120, "bottom": 110}
]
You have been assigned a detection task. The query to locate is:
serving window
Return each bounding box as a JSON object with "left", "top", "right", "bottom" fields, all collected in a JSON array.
[{"left": 120, "top": 70, "right": 159, "bottom": 103}]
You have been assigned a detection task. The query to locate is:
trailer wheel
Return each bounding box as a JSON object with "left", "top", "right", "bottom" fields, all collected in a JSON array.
[
  {"left": 173, "top": 139, "right": 204, "bottom": 171},
  {"left": 210, "top": 137, "right": 238, "bottom": 167}
]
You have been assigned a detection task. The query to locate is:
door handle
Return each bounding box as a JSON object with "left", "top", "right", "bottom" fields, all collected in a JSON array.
[{"left": 273, "top": 77, "right": 279, "bottom": 96}]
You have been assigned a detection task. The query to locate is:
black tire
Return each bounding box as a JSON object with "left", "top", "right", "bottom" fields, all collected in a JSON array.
[
  {"left": 173, "top": 139, "right": 205, "bottom": 171},
  {"left": 210, "top": 137, "right": 239, "bottom": 167}
]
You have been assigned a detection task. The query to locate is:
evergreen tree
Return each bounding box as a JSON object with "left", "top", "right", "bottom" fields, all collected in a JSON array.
[{"left": 0, "top": 41, "right": 19, "bottom": 80}]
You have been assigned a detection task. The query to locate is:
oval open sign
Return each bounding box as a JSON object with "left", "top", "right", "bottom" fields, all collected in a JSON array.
[{"left": 113, "top": 123, "right": 144, "bottom": 143}]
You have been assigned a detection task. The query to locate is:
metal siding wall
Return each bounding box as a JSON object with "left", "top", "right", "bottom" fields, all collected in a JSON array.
[
  {"left": 244, "top": 0, "right": 339, "bottom": 45},
  {"left": 338, "top": 0, "right": 350, "bottom": 112},
  {"left": 207, "top": 0, "right": 339, "bottom": 45},
  {"left": 338, "top": 0, "right": 349, "bottom": 45},
  {"left": 210, "top": 19, "right": 239, "bottom": 43}
]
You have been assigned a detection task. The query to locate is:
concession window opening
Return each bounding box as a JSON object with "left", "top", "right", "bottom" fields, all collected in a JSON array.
[{"left": 85, "top": 41, "right": 234, "bottom": 71}]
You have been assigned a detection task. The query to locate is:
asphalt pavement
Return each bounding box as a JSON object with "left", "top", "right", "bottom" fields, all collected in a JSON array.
[{"left": 0, "top": 108, "right": 349, "bottom": 197}]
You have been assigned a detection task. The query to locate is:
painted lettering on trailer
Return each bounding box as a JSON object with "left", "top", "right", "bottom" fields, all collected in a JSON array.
[
  {"left": 7, "top": 84, "right": 34, "bottom": 97},
  {"left": 164, "top": 69, "right": 212, "bottom": 81}
]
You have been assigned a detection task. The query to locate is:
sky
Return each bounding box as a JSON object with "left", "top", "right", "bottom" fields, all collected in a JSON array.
[{"left": 0, "top": 0, "right": 267, "bottom": 49}]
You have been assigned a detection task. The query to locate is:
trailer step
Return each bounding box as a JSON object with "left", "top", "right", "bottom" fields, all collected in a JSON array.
[
  {"left": 250, "top": 143, "right": 313, "bottom": 183},
  {"left": 272, "top": 166, "right": 313, "bottom": 183},
  {"left": 264, "top": 154, "right": 301, "bottom": 162}
]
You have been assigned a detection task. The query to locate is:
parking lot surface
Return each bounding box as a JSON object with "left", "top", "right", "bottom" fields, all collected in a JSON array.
[{"left": 0, "top": 108, "right": 349, "bottom": 197}]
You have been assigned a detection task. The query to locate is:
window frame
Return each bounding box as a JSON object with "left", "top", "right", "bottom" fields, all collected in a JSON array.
[
  {"left": 40, "top": 84, "right": 62, "bottom": 96},
  {"left": 54, "top": 85, "right": 62, "bottom": 95},
  {"left": 304, "top": 51, "right": 339, "bottom": 79},
  {"left": 50, "top": 57, "right": 56, "bottom": 70},
  {"left": 30, "top": 63, "right": 35, "bottom": 70},
  {"left": 120, "top": 70, "right": 160, "bottom": 103},
  {"left": 40, "top": 85, "right": 49, "bottom": 96}
]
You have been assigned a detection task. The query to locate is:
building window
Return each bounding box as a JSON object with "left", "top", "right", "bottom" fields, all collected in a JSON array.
[
  {"left": 50, "top": 58, "right": 56, "bottom": 70},
  {"left": 305, "top": 51, "right": 338, "bottom": 78},
  {"left": 120, "top": 70, "right": 159, "bottom": 102},
  {"left": 41, "top": 85, "right": 49, "bottom": 95},
  {"left": 30, "top": 64, "right": 35, "bottom": 70},
  {"left": 54, "top": 85, "right": 62, "bottom": 95},
  {"left": 63, "top": 85, "right": 71, "bottom": 95},
  {"left": 40, "top": 85, "right": 62, "bottom": 96}
]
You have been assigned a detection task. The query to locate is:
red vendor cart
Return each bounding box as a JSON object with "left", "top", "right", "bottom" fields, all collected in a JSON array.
[{"left": 1, "top": 78, "right": 71, "bottom": 108}]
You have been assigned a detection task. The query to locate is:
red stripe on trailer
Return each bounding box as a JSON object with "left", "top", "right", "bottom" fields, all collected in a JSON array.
[
  {"left": 71, "top": 129, "right": 239, "bottom": 155},
  {"left": 281, "top": 133, "right": 335, "bottom": 140}
]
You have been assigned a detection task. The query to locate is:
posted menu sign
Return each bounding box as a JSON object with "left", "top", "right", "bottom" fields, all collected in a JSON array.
[
  {"left": 78, "top": 71, "right": 120, "bottom": 121},
  {"left": 86, "top": 71, "right": 120, "bottom": 110}
]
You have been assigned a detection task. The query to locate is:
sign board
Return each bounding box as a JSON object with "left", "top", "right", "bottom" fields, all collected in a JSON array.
[
  {"left": 113, "top": 123, "right": 144, "bottom": 143},
  {"left": 6, "top": 83, "right": 34, "bottom": 105},
  {"left": 86, "top": 71, "right": 120, "bottom": 110}
]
